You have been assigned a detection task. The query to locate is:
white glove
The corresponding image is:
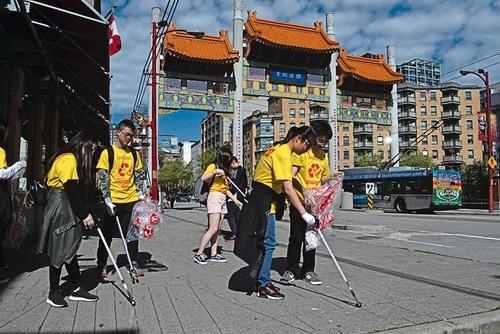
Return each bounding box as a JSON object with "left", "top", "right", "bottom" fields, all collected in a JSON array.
[
  {"left": 213, "top": 168, "right": 225, "bottom": 176},
  {"left": 301, "top": 212, "right": 316, "bottom": 226},
  {"left": 104, "top": 197, "right": 116, "bottom": 216}
]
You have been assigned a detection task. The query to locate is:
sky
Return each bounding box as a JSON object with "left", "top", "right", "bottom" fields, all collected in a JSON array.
[{"left": 104, "top": 0, "right": 500, "bottom": 141}]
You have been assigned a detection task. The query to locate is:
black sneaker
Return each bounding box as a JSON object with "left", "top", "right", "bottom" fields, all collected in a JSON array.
[
  {"left": 0, "top": 271, "right": 9, "bottom": 285},
  {"left": 209, "top": 254, "right": 227, "bottom": 263},
  {"left": 47, "top": 290, "right": 68, "bottom": 308},
  {"left": 257, "top": 283, "right": 285, "bottom": 300},
  {"left": 69, "top": 289, "right": 98, "bottom": 302},
  {"left": 193, "top": 253, "right": 208, "bottom": 265}
]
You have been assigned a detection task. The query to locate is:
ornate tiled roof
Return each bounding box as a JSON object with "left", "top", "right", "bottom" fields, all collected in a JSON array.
[
  {"left": 245, "top": 11, "right": 339, "bottom": 53},
  {"left": 337, "top": 48, "right": 403, "bottom": 84},
  {"left": 163, "top": 24, "right": 239, "bottom": 63}
]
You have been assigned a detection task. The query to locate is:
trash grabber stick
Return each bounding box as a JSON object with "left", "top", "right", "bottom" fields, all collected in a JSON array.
[
  {"left": 96, "top": 225, "right": 136, "bottom": 306},
  {"left": 114, "top": 216, "right": 139, "bottom": 284},
  {"left": 226, "top": 177, "right": 248, "bottom": 203},
  {"left": 318, "top": 229, "right": 362, "bottom": 308}
]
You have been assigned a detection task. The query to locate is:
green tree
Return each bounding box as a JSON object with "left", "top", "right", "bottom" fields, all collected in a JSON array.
[
  {"left": 158, "top": 159, "right": 194, "bottom": 193},
  {"left": 355, "top": 153, "right": 383, "bottom": 167},
  {"left": 461, "top": 160, "right": 488, "bottom": 203},
  {"left": 197, "top": 149, "right": 217, "bottom": 171},
  {"left": 399, "top": 151, "right": 435, "bottom": 168}
]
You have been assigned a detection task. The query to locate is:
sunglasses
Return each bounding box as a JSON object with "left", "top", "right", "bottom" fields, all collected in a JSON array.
[{"left": 119, "top": 130, "right": 134, "bottom": 139}]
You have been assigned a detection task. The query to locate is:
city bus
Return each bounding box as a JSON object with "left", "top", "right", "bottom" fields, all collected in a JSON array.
[{"left": 343, "top": 167, "right": 462, "bottom": 212}]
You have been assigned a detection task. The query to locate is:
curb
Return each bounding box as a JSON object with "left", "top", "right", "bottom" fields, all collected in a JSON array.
[{"left": 378, "top": 309, "right": 500, "bottom": 333}]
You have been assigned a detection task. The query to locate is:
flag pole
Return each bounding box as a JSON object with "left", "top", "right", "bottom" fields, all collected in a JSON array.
[{"left": 104, "top": 4, "right": 117, "bottom": 20}]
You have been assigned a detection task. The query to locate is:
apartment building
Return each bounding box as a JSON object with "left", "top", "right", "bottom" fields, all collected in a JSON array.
[
  {"left": 397, "top": 58, "right": 441, "bottom": 87},
  {"left": 201, "top": 112, "right": 231, "bottom": 152},
  {"left": 243, "top": 110, "right": 276, "bottom": 176}
]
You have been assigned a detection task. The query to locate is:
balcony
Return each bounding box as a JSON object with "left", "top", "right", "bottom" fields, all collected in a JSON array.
[
  {"left": 398, "top": 96, "right": 416, "bottom": 104},
  {"left": 443, "top": 155, "right": 463, "bottom": 164},
  {"left": 441, "top": 95, "right": 460, "bottom": 105},
  {"left": 398, "top": 111, "right": 417, "bottom": 119},
  {"left": 354, "top": 141, "right": 374, "bottom": 150},
  {"left": 310, "top": 112, "right": 328, "bottom": 120},
  {"left": 442, "top": 125, "right": 462, "bottom": 134},
  {"left": 443, "top": 140, "right": 462, "bottom": 150},
  {"left": 255, "top": 129, "right": 274, "bottom": 137},
  {"left": 353, "top": 125, "right": 373, "bottom": 135},
  {"left": 398, "top": 125, "right": 417, "bottom": 134},
  {"left": 442, "top": 110, "right": 461, "bottom": 119}
]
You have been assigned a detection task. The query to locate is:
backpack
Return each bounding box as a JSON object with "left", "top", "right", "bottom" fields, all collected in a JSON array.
[
  {"left": 107, "top": 145, "right": 138, "bottom": 176},
  {"left": 194, "top": 173, "right": 215, "bottom": 206}
]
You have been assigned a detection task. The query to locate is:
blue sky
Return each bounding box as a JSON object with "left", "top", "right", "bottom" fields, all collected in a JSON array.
[{"left": 105, "top": 0, "right": 500, "bottom": 141}]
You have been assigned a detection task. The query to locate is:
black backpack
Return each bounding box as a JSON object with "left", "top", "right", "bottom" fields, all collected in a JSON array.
[{"left": 107, "top": 145, "right": 138, "bottom": 176}]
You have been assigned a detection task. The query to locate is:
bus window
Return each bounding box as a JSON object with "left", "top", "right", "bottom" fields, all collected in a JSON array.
[{"left": 406, "top": 180, "right": 417, "bottom": 193}]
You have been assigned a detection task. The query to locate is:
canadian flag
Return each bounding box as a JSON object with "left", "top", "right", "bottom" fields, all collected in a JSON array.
[{"left": 108, "top": 15, "right": 122, "bottom": 56}]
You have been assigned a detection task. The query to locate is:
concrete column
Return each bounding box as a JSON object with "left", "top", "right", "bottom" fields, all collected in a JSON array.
[
  {"left": 326, "top": 12, "right": 338, "bottom": 172},
  {"left": 387, "top": 44, "right": 399, "bottom": 166},
  {"left": 232, "top": 0, "right": 243, "bottom": 162}
]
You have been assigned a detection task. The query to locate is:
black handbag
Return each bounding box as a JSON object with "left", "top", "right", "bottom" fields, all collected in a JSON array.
[{"left": 25, "top": 180, "right": 48, "bottom": 207}]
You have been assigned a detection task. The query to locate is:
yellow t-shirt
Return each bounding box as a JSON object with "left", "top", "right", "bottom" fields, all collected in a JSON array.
[
  {"left": 0, "top": 147, "right": 7, "bottom": 169},
  {"left": 46, "top": 153, "right": 79, "bottom": 189},
  {"left": 204, "top": 163, "right": 228, "bottom": 193},
  {"left": 96, "top": 145, "right": 143, "bottom": 203},
  {"left": 292, "top": 148, "right": 331, "bottom": 202}
]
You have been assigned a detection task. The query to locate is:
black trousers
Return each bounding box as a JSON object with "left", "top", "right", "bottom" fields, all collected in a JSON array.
[
  {"left": 285, "top": 205, "right": 316, "bottom": 276},
  {"left": 97, "top": 201, "right": 139, "bottom": 266},
  {"left": 49, "top": 256, "right": 81, "bottom": 292},
  {"left": 225, "top": 201, "right": 240, "bottom": 237}
]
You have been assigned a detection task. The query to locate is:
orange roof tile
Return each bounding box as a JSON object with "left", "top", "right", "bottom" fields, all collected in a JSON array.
[
  {"left": 163, "top": 24, "right": 239, "bottom": 63},
  {"left": 337, "top": 49, "right": 403, "bottom": 84},
  {"left": 245, "top": 11, "right": 339, "bottom": 53}
]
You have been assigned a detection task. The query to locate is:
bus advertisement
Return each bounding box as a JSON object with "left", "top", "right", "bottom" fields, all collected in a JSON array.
[{"left": 343, "top": 168, "right": 461, "bottom": 212}]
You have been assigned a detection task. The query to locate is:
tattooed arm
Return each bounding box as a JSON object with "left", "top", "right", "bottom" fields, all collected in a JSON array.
[
  {"left": 134, "top": 167, "right": 147, "bottom": 199},
  {"left": 97, "top": 169, "right": 111, "bottom": 201}
]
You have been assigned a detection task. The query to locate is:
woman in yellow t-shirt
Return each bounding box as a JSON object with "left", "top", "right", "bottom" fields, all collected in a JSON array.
[
  {"left": 234, "top": 126, "right": 317, "bottom": 300},
  {"left": 37, "top": 131, "right": 99, "bottom": 308},
  {"left": 194, "top": 147, "right": 242, "bottom": 264},
  {"left": 0, "top": 118, "right": 26, "bottom": 286}
]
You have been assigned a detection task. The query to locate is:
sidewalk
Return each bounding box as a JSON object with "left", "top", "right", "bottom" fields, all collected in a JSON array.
[{"left": 1, "top": 205, "right": 500, "bottom": 333}]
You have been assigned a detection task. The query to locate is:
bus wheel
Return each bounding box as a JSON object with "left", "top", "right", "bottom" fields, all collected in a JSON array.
[{"left": 395, "top": 199, "right": 407, "bottom": 213}]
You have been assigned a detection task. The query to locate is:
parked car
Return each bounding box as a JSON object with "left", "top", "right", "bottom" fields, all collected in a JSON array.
[{"left": 176, "top": 193, "right": 191, "bottom": 202}]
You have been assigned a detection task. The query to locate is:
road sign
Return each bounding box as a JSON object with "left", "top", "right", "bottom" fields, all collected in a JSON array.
[
  {"left": 365, "top": 182, "right": 375, "bottom": 195},
  {"left": 488, "top": 156, "right": 497, "bottom": 169}
]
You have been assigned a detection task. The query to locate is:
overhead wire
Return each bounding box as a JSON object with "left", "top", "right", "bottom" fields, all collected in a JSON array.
[
  {"left": 441, "top": 52, "right": 500, "bottom": 77},
  {"left": 443, "top": 59, "right": 500, "bottom": 83}
]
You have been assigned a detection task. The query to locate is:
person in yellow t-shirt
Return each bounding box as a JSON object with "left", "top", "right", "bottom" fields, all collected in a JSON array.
[
  {"left": 95, "top": 119, "right": 147, "bottom": 279},
  {"left": 281, "top": 120, "right": 342, "bottom": 286},
  {"left": 36, "top": 131, "right": 99, "bottom": 307},
  {"left": 194, "top": 147, "right": 242, "bottom": 264},
  {"left": 234, "top": 126, "right": 317, "bottom": 301},
  {"left": 0, "top": 118, "right": 26, "bottom": 286}
]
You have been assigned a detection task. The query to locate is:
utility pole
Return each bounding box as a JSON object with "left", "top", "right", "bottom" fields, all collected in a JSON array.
[
  {"left": 326, "top": 12, "right": 338, "bottom": 173},
  {"left": 150, "top": 7, "right": 160, "bottom": 201}
]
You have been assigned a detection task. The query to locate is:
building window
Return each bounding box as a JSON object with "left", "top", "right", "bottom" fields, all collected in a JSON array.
[
  {"left": 432, "top": 150, "right": 438, "bottom": 159},
  {"left": 289, "top": 99, "right": 296, "bottom": 104},
  {"left": 299, "top": 121, "right": 306, "bottom": 126},
  {"left": 343, "top": 151, "right": 350, "bottom": 160},
  {"left": 343, "top": 136, "right": 349, "bottom": 145},
  {"left": 377, "top": 136, "right": 383, "bottom": 145},
  {"left": 421, "top": 106, "right": 427, "bottom": 116},
  {"left": 432, "top": 135, "right": 438, "bottom": 144},
  {"left": 299, "top": 108, "right": 305, "bottom": 118},
  {"left": 465, "top": 106, "right": 472, "bottom": 115},
  {"left": 422, "top": 150, "right": 428, "bottom": 156},
  {"left": 422, "top": 136, "right": 428, "bottom": 144},
  {"left": 465, "top": 91, "right": 472, "bottom": 101},
  {"left": 468, "top": 149, "right": 474, "bottom": 158},
  {"left": 430, "top": 91, "right": 436, "bottom": 101},
  {"left": 430, "top": 106, "right": 437, "bottom": 115},
  {"left": 467, "top": 120, "right": 473, "bottom": 129},
  {"left": 420, "top": 91, "right": 426, "bottom": 101},
  {"left": 279, "top": 122, "right": 285, "bottom": 132},
  {"left": 467, "top": 135, "right": 473, "bottom": 144},
  {"left": 421, "top": 121, "right": 427, "bottom": 130},
  {"left": 431, "top": 120, "right": 437, "bottom": 128},
  {"left": 289, "top": 108, "right": 296, "bottom": 117},
  {"left": 341, "top": 95, "right": 349, "bottom": 104},
  {"left": 343, "top": 123, "right": 349, "bottom": 131},
  {"left": 378, "top": 150, "right": 384, "bottom": 158}
]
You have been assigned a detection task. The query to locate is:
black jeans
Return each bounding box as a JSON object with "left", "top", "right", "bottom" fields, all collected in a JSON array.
[
  {"left": 286, "top": 205, "right": 316, "bottom": 276},
  {"left": 49, "top": 256, "right": 81, "bottom": 292},
  {"left": 97, "top": 201, "right": 139, "bottom": 266},
  {"left": 225, "top": 201, "right": 240, "bottom": 237}
]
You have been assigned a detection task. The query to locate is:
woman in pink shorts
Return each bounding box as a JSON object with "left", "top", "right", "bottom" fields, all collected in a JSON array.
[{"left": 194, "top": 148, "right": 242, "bottom": 264}]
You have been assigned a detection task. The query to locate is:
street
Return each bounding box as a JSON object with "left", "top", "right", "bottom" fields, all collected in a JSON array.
[{"left": 1, "top": 203, "right": 500, "bottom": 333}]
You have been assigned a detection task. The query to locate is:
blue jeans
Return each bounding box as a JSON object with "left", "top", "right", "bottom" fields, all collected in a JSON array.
[{"left": 258, "top": 213, "right": 276, "bottom": 286}]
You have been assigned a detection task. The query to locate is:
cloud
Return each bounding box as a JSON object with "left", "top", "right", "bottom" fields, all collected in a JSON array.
[{"left": 103, "top": 0, "right": 500, "bottom": 119}]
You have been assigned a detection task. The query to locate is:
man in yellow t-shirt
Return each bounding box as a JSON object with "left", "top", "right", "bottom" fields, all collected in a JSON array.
[
  {"left": 281, "top": 120, "right": 340, "bottom": 286},
  {"left": 96, "top": 119, "right": 146, "bottom": 279}
]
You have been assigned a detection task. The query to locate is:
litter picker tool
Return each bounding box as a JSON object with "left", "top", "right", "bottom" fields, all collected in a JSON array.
[
  {"left": 95, "top": 221, "right": 136, "bottom": 306},
  {"left": 114, "top": 215, "right": 139, "bottom": 284},
  {"left": 226, "top": 177, "right": 248, "bottom": 203}
]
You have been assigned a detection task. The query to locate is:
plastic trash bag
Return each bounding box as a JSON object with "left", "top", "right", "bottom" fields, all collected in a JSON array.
[
  {"left": 304, "top": 176, "right": 343, "bottom": 231},
  {"left": 127, "top": 198, "right": 163, "bottom": 242}
]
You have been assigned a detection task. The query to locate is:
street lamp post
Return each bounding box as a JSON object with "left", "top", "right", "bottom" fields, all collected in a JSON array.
[{"left": 460, "top": 69, "right": 494, "bottom": 213}]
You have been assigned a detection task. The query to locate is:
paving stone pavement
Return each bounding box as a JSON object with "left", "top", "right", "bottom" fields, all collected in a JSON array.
[{"left": 1, "top": 204, "right": 500, "bottom": 333}]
